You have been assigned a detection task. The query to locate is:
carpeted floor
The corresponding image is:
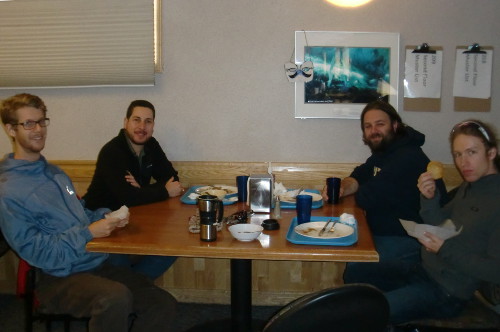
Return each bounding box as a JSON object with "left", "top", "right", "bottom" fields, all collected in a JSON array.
[{"left": 0, "top": 293, "right": 280, "bottom": 332}]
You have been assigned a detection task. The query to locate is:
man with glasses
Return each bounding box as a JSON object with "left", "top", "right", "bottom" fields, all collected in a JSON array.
[
  {"left": 83, "top": 100, "right": 181, "bottom": 280},
  {"left": 0, "top": 93, "right": 177, "bottom": 332}
]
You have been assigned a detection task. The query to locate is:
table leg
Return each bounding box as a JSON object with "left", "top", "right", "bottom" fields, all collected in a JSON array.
[{"left": 231, "top": 259, "right": 252, "bottom": 332}]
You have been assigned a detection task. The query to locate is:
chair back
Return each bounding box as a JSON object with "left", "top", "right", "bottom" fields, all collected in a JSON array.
[
  {"left": 0, "top": 229, "right": 10, "bottom": 257},
  {"left": 16, "top": 259, "right": 34, "bottom": 297},
  {"left": 263, "top": 283, "right": 389, "bottom": 332}
]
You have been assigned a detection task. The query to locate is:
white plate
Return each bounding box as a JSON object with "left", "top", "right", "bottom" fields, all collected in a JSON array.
[
  {"left": 195, "top": 185, "right": 238, "bottom": 195},
  {"left": 294, "top": 221, "right": 354, "bottom": 239},
  {"left": 279, "top": 191, "right": 322, "bottom": 203}
]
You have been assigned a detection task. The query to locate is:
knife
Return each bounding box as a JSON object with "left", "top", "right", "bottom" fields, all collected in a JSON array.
[{"left": 318, "top": 219, "right": 333, "bottom": 236}]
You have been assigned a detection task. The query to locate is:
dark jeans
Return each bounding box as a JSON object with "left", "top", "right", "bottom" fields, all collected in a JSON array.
[
  {"left": 108, "top": 254, "right": 177, "bottom": 280},
  {"left": 348, "top": 259, "right": 466, "bottom": 324},
  {"left": 344, "top": 235, "right": 421, "bottom": 284},
  {"left": 36, "top": 262, "right": 177, "bottom": 332}
]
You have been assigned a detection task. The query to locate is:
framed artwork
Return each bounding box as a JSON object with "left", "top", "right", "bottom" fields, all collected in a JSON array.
[{"left": 294, "top": 31, "right": 400, "bottom": 119}]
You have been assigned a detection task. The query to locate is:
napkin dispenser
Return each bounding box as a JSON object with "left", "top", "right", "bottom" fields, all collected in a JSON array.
[{"left": 248, "top": 174, "right": 273, "bottom": 213}]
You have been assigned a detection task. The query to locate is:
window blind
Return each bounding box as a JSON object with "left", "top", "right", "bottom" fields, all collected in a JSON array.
[{"left": 0, "top": 0, "right": 154, "bottom": 88}]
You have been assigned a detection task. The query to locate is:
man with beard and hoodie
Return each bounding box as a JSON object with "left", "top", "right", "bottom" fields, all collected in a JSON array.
[
  {"left": 83, "top": 100, "right": 182, "bottom": 280},
  {"left": 322, "top": 100, "right": 447, "bottom": 283}
]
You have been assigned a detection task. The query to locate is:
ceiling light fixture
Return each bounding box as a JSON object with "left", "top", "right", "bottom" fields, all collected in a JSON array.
[{"left": 325, "top": 0, "right": 372, "bottom": 8}]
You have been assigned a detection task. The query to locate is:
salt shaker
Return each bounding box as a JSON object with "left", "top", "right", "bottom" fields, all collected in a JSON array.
[{"left": 273, "top": 196, "right": 281, "bottom": 219}]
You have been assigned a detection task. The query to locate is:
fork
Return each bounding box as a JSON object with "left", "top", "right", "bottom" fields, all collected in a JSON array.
[{"left": 328, "top": 220, "right": 339, "bottom": 233}]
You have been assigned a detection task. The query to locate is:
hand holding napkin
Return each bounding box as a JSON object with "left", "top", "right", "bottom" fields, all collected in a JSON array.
[{"left": 106, "top": 205, "right": 129, "bottom": 227}]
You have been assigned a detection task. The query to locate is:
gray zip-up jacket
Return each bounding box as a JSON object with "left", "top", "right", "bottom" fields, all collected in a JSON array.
[{"left": 420, "top": 174, "right": 500, "bottom": 299}]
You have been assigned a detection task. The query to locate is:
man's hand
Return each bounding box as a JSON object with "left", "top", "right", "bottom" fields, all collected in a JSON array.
[
  {"left": 339, "top": 177, "right": 358, "bottom": 198},
  {"left": 89, "top": 217, "right": 123, "bottom": 238},
  {"left": 116, "top": 212, "right": 130, "bottom": 228},
  {"left": 165, "top": 176, "right": 183, "bottom": 197},
  {"left": 125, "top": 171, "right": 140, "bottom": 188},
  {"left": 418, "top": 231, "right": 444, "bottom": 254},
  {"left": 417, "top": 172, "right": 436, "bottom": 199},
  {"left": 322, "top": 178, "right": 352, "bottom": 201}
]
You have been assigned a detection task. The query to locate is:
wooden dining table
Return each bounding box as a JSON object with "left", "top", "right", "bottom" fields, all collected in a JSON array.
[{"left": 87, "top": 194, "right": 378, "bottom": 331}]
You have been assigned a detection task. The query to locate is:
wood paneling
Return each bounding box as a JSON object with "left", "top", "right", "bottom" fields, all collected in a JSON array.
[{"left": 53, "top": 160, "right": 463, "bottom": 196}]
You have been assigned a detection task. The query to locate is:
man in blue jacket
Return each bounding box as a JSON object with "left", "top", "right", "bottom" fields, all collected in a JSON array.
[
  {"left": 83, "top": 100, "right": 181, "bottom": 280},
  {"left": 326, "top": 100, "right": 447, "bottom": 283},
  {"left": 0, "top": 93, "right": 177, "bottom": 332}
]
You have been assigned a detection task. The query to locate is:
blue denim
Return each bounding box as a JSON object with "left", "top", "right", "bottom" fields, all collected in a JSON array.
[
  {"left": 344, "top": 235, "right": 421, "bottom": 284},
  {"left": 382, "top": 264, "right": 466, "bottom": 324},
  {"left": 108, "top": 254, "right": 177, "bottom": 280},
  {"left": 345, "top": 257, "right": 465, "bottom": 324}
]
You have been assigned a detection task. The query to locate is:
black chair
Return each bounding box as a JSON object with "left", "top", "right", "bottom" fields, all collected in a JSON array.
[
  {"left": 262, "top": 283, "right": 389, "bottom": 332},
  {"left": 17, "top": 259, "right": 89, "bottom": 332},
  {"left": 0, "top": 228, "right": 10, "bottom": 258}
]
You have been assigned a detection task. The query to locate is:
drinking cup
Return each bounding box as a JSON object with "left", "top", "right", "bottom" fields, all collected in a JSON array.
[
  {"left": 236, "top": 175, "right": 249, "bottom": 202},
  {"left": 326, "top": 177, "right": 341, "bottom": 204},
  {"left": 296, "top": 194, "right": 313, "bottom": 224}
]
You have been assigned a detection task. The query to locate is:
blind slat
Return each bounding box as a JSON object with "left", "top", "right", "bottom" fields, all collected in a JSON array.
[{"left": 0, "top": 0, "right": 155, "bottom": 88}]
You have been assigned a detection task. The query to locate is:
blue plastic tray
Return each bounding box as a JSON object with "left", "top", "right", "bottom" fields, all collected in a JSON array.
[
  {"left": 180, "top": 185, "right": 237, "bottom": 205},
  {"left": 279, "top": 189, "right": 323, "bottom": 209},
  {"left": 286, "top": 216, "right": 358, "bottom": 246}
]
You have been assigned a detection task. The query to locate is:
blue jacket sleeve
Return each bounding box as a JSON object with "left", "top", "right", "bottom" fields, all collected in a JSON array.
[{"left": 0, "top": 197, "right": 94, "bottom": 272}]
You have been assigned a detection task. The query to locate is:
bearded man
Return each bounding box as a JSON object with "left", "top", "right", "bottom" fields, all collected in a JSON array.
[
  {"left": 83, "top": 100, "right": 181, "bottom": 280},
  {"left": 329, "top": 100, "right": 447, "bottom": 283}
]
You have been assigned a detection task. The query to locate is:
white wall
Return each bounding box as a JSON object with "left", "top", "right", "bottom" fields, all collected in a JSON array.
[{"left": 1, "top": 0, "right": 499, "bottom": 165}]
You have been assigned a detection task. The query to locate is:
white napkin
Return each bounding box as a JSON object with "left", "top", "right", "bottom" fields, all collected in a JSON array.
[
  {"left": 399, "top": 219, "right": 462, "bottom": 241},
  {"left": 340, "top": 213, "right": 356, "bottom": 226},
  {"left": 274, "top": 182, "right": 288, "bottom": 196},
  {"left": 188, "top": 193, "right": 199, "bottom": 200},
  {"left": 106, "top": 205, "right": 129, "bottom": 219}
]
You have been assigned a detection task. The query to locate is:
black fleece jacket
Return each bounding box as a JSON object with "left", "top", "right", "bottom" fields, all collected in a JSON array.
[{"left": 83, "top": 129, "right": 179, "bottom": 210}]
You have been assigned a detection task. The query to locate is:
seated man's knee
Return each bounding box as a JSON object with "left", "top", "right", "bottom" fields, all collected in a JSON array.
[{"left": 94, "top": 282, "right": 133, "bottom": 316}]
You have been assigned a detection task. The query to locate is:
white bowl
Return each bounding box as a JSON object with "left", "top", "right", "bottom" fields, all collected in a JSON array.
[{"left": 229, "top": 224, "right": 263, "bottom": 242}]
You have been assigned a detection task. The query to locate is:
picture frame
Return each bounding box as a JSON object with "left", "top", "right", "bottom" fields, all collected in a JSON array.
[{"left": 294, "top": 31, "right": 400, "bottom": 119}]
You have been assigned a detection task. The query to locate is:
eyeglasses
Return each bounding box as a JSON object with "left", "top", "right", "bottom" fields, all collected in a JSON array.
[
  {"left": 12, "top": 118, "right": 50, "bottom": 130},
  {"left": 451, "top": 120, "right": 490, "bottom": 142}
]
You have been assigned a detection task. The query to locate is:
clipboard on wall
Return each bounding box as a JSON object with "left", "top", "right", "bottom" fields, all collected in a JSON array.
[
  {"left": 404, "top": 44, "right": 443, "bottom": 112},
  {"left": 453, "top": 44, "right": 493, "bottom": 112}
]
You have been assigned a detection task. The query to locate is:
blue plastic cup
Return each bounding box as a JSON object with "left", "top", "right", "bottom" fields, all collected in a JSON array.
[
  {"left": 296, "top": 194, "right": 313, "bottom": 224},
  {"left": 326, "top": 177, "right": 341, "bottom": 204},
  {"left": 236, "top": 176, "right": 249, "bottom": 202}
]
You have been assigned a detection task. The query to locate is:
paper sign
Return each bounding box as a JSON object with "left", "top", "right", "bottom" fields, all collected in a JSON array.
[
  {"left": 453, "top": 49, "right": 493, "bottom": 99},
  {"left": 404, "top": 50, "right": 443, "bottom": 98},
  {"left": 399, "top": 219, "right": 462, "bottom": 241}
]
